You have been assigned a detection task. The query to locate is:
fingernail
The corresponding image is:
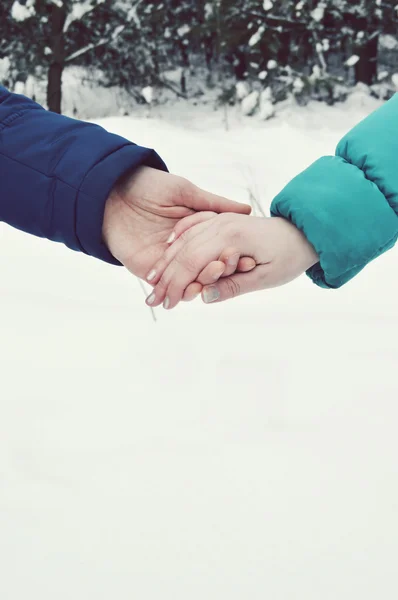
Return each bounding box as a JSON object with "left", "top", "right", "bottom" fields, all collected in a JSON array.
[
  {"left": 203, "top": 286, "right": 220, "bottom": 304},
  {"left": 163, "top": 296, "right": 170, "bottom": 309},
  {"left": 147, "top": 269, "right": 156, "bottom": 282},
  {"left": 227, "top": 253, "right": 239, "bottom": 266},
  {"left": 167, "top": 232, "right": 176, "bottom": 244},
  {"left": 147, "top": 292, "right": 156, "bottom": 305}
]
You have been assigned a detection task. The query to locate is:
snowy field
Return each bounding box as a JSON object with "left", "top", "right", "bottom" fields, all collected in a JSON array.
[{"left": 1, "top": 94, "right": 398, "bottom": 600}]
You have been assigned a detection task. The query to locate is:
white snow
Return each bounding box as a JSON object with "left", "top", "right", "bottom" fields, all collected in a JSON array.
[
  {"left": 380, "top": 34, "right": 398, "bottom": 50},
  {"left": 13, "top": 81, "right": 25, "bottom": 95},
  {"left": 112, "top": 24, "right": 125, "bottom": 40},
  {"left": 241, "top": 90, "right": 259, "bottom": 115},
  {"left": 141, "top": 85, "right": 154, "bottom": 104},
  {"left": 204, "top": 2, "right": 213, "bottom": 19},
  {"left": 311, "top": 2, "right": 326, "bottom": 22},
  {"left": 0, "top": 57, "right": 10, "bottom": 80},
  {"left": 248, "top": 26, "right": 265, "bottom": 47},
  {"left": 258, "top": 70, "right": 268, "bottom": 80},
  {"left": 293, "top": 77, "right": 305, "bottom": 92},
  {"left": 64, "top": 0, "right": 96, "bottom": 33},
  {"left": 235, "top": 81, "right": 250, "bottom": 100},
  {"left": 392, "top": 73, "right": 398, "bottom": 89},
  {"left": 345, "top": 54, "right": 360, "bottom": 67},
  {"left": 263, "top": 0, "right": 273, "bottom": 11},
  {"left": 311, "top": 64, "right": 322, "bottom": 79},
  {"left": 11, "top": 0, "right": 35, "bottom": 21},
  {"left": 177, "top": 24, "right": 191, "bottom": 37},
  {"left": 259, "top": 93, "right": 274, "bottom": 120},
  {"left": 2, "top": 88, "right": 398, "bottom": 600}
]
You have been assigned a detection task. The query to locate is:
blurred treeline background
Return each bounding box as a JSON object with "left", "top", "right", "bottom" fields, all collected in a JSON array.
[{"left": 1, "top": 0, "right": 398, "bottom": 115}]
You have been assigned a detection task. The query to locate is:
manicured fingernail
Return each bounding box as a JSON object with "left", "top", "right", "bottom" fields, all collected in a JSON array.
[
  {"left": 147, "top": 269, "right": 156, "bottom": 282},
  {"left": 227, "top": 253, "right": 239, "bottom": 266},
  {"left": 167, "top": 232, "right": 176, "bottom": 244},
  {"left": 203, "top": 286, "right": 220, "bottom": 304},
  {"left": 163, "top": 296, "right": 170, "bottom": 309},
  {"left": 146, "top": 292, "right": 156, "bottom": 305}
]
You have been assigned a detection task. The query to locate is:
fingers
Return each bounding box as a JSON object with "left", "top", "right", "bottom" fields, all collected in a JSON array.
[
  {"left": 217, "top": 247, "right": 240, "bottom": 278},
  {"left": 182, "top": 260, "right": 226, "bottom": 301},
  {"left": 188, "top": 186, "right": 252, "bottom": 216},
  {"left": 217, "top": 247, "right": 256, "bottom": 278},
  {"left": 237, "top": 257, "right": 256, "bottom": 273},
  {"left": 201, "top": 266, "right": 268, "bottom": 304},
  {"left": 196, "top": 260, "right": 226, "bottom": 284},
  {"left": 181, "top": 254, "right": 240, "bottom": 302},
  {"left": 168, "top": 212, "right": 217, "bottom": 244},
  {"left": 148, "top": 226, "right": 232, "bottom": 309},
  {"left": 144, "top": 214, "right": 256, "bottom": 310},
  {"left": 146, "top": 220, "right": 209, "bottom": 287},
  {"left": 183, "top": 282, "right": 203, "bottom": 302}
]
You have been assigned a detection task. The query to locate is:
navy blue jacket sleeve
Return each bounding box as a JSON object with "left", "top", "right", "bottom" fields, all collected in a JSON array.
[{"left": 0, "top": 86, "right": 168, "bottom": 265}]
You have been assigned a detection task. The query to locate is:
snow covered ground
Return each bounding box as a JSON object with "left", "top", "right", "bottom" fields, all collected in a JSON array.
[{"left": 1, "top": 95, "right": 398, "bottom": 600}]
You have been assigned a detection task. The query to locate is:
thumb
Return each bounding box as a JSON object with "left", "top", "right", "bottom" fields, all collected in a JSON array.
[
  {"left": 201, "top": 267, "right": 266, "bottom": 304},
  {"left": 190, "top": 186, "right": 252, "bottom": 216}
]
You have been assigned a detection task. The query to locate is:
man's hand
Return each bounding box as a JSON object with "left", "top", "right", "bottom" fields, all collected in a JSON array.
[{"left": 102, "top": 166, "right": 252, "bottom": 283}]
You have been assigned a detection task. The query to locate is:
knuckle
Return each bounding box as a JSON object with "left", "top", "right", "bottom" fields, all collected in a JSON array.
[
  {"left": 179, "top": 229, "right": 191, "bottom": 244},
  {"left": 177, "top": 178, "right": 196, "bottom": 203},
  {"left": 157, "top": 271, "right": 170, "bottom": 291},
  {"left": 224, "top": 277, "right": 241, "bottom": 298}
]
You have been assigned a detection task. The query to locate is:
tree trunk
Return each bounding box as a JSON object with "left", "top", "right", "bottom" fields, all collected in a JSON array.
[
  {"left": 178, "top": 41, "right": 189, "bottom": 94},
  {"left": 232, "top": 49, "right": 247, "bottom": 80},
  {"left": 47, "top": 4, "right": 66, "bottom": 113},
  {"left": 47, "top": 63, "right": 63, "bottom": 114},
  {"left": 355, "top": 34, "right": 378, "bottom": 85}
]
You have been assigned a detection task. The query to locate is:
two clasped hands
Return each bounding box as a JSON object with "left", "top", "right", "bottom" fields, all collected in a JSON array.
[{"left": 103, "top": 165, "right": 318, "bottom": 309}]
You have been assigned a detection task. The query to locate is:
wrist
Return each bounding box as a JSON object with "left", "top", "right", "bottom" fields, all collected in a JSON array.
[
  {"left": 300, "top": 230, "right": 319, "bottom": 271},
  {"left": 102, "top": 187, "right": 122, "bottom": 260}
]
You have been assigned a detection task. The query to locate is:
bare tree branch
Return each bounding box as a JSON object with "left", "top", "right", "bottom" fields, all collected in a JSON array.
[{"left": 65, "top": 38, "right": 108, "bottom": 63}]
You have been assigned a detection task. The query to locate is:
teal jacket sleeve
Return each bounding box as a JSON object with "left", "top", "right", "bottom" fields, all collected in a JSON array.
[{"left": 270, "top": 94, "right": 398, "bottom": 288}]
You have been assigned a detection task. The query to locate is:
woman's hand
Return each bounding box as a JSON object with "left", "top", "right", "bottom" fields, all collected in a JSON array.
[{"left": 144, "top": 214, "right": 319, "bottom": 309}]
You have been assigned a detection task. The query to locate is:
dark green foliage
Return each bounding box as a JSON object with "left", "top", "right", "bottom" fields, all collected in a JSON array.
[{"left": 2, "top": 0, "right": 398, "bottom": 113}]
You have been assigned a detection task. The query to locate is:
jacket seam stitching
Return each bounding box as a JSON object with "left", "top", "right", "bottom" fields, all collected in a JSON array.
[
  {"left": 0, "top": 148, "right": 111, "bottom": 197},
  {"left": 0, "top": 107, "right": 42, "bottom": 131}
]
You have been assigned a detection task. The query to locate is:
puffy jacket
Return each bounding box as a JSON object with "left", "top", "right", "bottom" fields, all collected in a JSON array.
[
  {"left": 0, "top": 86, "right": 167, "bottom": 265},
  {"left": 271, "top": 93, "right": 398, "bottom": 288}
]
